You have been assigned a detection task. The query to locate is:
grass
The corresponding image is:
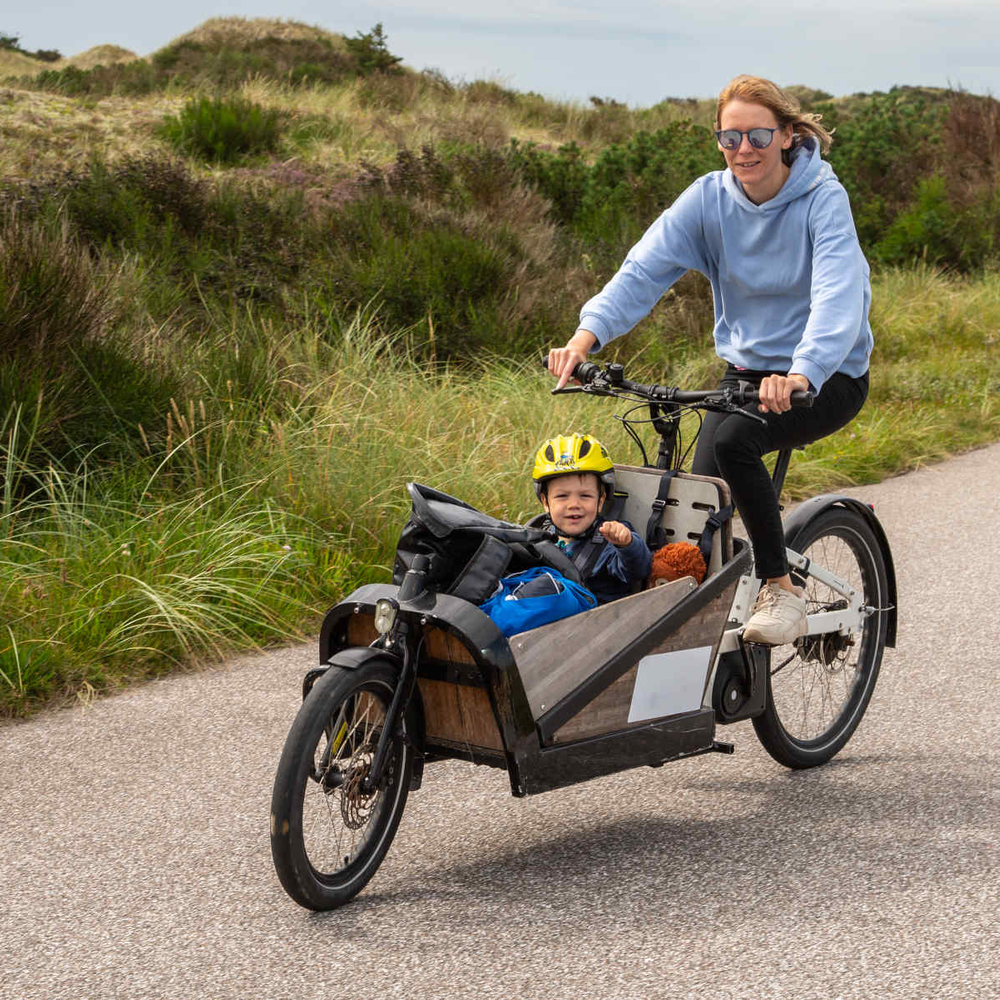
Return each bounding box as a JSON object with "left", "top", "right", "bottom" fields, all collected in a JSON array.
[
  {"left": 3, "top": 268, "right": 1000, "bottom": 718},
  {"left": 2, "top": 16, "right": 1000, "bottom": 719}
]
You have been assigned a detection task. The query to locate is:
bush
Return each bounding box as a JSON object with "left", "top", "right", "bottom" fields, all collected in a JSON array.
[
  {"left": 63, "top": 157, "right": 205, "bottom": 243},
  {"left": 872, "top": 174, "right": 997, "bottom": 270},
  {"left": 7, "top": 155, "right": 312, "bottom": 319},
  {"left": 32, "top": 60, "right": 160, "bottom": 97},
  {"left": 823, "top": 90, "right": 946, "bottom": 248},
  {"left": 508, "top": 139, "right": 590, "bottom": 225},
  {"left": 0, "top": 209, "right": 115, "bottom": 358},
  {"left": 509, "top": 122, "right": 719, "bottom": 259},
  {"left": 0, "top": 210, "right": 179, "bottom": 467},
  {"left": 344, "top": 23, "right": 402, "bottom": 74},
  {"left": 158, "top": 95, "right": 282, "bottom": 164},
  {"left": 316, "top": 194, "right": 571, "bottom": 358}
]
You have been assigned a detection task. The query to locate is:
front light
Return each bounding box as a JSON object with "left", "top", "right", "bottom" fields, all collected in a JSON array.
[{"left": 373, "top": 598, "right": 399, "bottom": 636}]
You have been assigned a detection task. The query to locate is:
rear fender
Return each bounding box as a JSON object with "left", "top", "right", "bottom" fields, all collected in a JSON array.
[{"left": 783, "top": 494, "right": 897, "bottom": 648}]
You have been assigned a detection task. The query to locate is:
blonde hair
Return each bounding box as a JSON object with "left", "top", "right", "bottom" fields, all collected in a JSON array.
[{"left": 716, "top": 75, "right": 834, "bottom": 155}]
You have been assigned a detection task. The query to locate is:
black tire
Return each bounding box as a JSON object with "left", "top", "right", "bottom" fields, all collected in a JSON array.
[
  {"left": 270, "top": 660, "right": 413, "bottom": 910},
  {"left": 752, "top": 507, "right": 889, "bottom": 769}
]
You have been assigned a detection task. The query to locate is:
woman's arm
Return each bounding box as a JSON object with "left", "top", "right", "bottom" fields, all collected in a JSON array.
[
  {"left": 789, "top": 186, "right": 870, "bottom": 392},
  {"left": 546, "top": 179, "right": 713, "bottom": 390}
]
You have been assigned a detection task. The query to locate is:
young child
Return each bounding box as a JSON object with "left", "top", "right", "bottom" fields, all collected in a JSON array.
[{"left": 532, "top": 433, "right": 651, "bottom": 604}]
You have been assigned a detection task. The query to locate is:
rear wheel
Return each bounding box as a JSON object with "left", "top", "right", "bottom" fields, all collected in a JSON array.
[
  {"left": 270, "top": 660, "right": 413, "bottom": 910},
  {"left": 753, "top": 507, "right": 889, "bottom": 768}
]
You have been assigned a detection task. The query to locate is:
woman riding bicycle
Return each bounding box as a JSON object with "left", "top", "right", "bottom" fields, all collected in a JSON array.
[{"left": 547, "top": 74, "right": 873, "bottom": 646}]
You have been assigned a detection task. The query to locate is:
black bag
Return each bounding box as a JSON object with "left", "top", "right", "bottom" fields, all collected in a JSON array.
[{"left": 392, "top": 483, "right": 581, "bottom": 604}]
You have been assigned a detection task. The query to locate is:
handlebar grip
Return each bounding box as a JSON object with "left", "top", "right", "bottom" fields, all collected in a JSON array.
[
  {"left": 791, "top": 390, "right": 814, "bottom": 407},
  {"left": 540, "top": 354, "right": 601, "bottom": 385}
]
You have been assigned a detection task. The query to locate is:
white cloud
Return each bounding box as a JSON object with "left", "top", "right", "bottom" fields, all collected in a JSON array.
[{"left": 9, "top": 0, "right": 999, "bottom": 102}]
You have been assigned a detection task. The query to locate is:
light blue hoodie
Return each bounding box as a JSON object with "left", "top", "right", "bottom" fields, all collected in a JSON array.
[{"left": 578, "top": 139, "right": 872, "bottom": 393}]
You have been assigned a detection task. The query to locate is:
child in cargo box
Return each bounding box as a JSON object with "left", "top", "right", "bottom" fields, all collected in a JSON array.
[{"left": 532, "top": 433, "right": 651, "bottom": 604}]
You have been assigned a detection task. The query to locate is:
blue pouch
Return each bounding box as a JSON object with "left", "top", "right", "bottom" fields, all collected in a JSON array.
[{"left": 479, "top": 566, "right": 597, "bottom": 637}]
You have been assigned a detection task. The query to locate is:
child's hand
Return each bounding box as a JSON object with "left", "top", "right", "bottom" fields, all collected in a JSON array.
[{"left": 599, "top": 521, "right": 633, "bottom": 547}]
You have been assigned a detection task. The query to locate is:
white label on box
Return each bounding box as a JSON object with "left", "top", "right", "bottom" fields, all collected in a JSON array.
[{"left": 627, "top": 646, "right": 714, "bottom": 723}]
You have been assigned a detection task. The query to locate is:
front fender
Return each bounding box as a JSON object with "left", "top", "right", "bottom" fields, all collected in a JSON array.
[
  {"left": 302, "top": 645, "right": 427, "bottom": 764},
  {"left": 301, "top": 645, "right": 403, "bottom": 700},
  {"left": 783, "top": 493, "right": 897, "bottom": 648}
]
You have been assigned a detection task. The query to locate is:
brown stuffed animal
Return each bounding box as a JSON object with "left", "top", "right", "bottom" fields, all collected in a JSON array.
[{"left": 648, "top": 542, "right": 707, "bottom": 587}]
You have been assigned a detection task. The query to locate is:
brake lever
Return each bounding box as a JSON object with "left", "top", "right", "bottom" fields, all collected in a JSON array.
[
  {"left": 702, "top": 397, "right": 768, "bottom": 425},
  {"left": 551, "top": 381, "right": 617, "bottom": 397},
  {"left": 735, "top": 407, "right": 768, "bottom": 426}
]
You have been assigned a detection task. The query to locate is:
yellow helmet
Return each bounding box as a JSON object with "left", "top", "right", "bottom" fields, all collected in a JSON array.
[{"left": 532, "top": 432, "right": 615, "bottom": 498}]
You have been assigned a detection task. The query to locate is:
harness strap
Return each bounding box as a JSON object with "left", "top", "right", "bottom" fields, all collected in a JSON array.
[
  {"left": 570, "top": 531, "right": 607, "bottom": 580},
  {"left": 696, "top": 504, "right": 733, "bottom": 568},
  {"left": 645, "top": 471, "right": 678, "bottom": 549}
]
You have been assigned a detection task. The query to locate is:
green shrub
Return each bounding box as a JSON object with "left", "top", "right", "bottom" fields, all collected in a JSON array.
[
  {"left": 576, "top": 122, "right": 719, "bottom": 251},
  {"left": 320, "top": 197, "right": 509, "bottom": 354},
  {"left": 508, "top": 139, "right": 590, "bottom": 225},
  {"left": 316, "top": 194, "right": 571, "bottom": 358},
  {"left": 31, "top": 60, "right": 161, "bottom": 97},
  {"left": 158, "top": 95, "right": 282, "bottom": 164},
  {"left": 509, "top": 122, "right": 719, "bottom": 260},
  {"left": 8, "top": 155, "right": 311, "bottom": 322},
  {"left": 344, "top": 23, "right": 402, "bottom": 74},
  {"left": 0, "top": 210, "right": 179, "bottom": 468},
  {"left": 361, "top": 143, "right": 521, "bottom": 212},
  {"left": 0, "top": 208, "right": 115, "bottom": 364},
  {"left": 872, "top": 174, "right": 996, "bottom": 269},
  {"left": 824, "top": 90, "right": 946, "bottom": 248},
  {"left": 55, "top": 156, "right": 207, "bottom": 251}
]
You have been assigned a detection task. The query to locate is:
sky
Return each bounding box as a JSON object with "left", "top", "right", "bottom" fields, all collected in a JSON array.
[{"left": 8, "top": 0, "right": 1000, "bottom": 105}]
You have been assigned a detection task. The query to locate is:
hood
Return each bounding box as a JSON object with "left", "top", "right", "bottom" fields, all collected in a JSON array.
[{"left": 723, "top": 137, "right": 836, "bottom": 212}]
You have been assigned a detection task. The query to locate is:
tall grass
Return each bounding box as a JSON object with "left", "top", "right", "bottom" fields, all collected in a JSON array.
[
  {"left": 4, "top": 19, "right": 1000, "bottom": 717},
  {"left": 3, "top": 272, "right": 1000, "bottom": 717}
]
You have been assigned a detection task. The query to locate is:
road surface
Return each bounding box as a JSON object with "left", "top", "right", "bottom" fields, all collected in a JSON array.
[{"left": 3, "top": 444, "right": 999, "bottom": 999}]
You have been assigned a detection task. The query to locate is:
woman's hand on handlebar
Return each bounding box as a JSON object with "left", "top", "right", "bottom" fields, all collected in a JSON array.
[
  {"left": 547, "top": 329, "right": 598, "bottom": 389},
  {"left": 758, "top": 373, "right": 811, "bottom": 414}
]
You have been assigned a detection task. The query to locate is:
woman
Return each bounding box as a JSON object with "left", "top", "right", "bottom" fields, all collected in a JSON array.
[{"left": 546, "top": 74, "right": 872, "bottom": 645}]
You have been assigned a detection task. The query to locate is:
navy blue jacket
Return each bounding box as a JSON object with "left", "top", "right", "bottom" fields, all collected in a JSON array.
[{"left": 555, "top": 517, "right": 652, "bottom": 604}]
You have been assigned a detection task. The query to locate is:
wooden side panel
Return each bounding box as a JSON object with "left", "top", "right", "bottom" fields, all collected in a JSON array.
[
  {"left": 511, "top": 577, "right": 697, "bottom": 719},
  {"left": 345, "top": 615, "right": 477, "bottom": 667},
  {"left": 346, "top": 613, "right": 378, "bottom": 646},
  {"left": 418, "top": 678, "right": 505, "bottom": 753},
  {"left": 550, "top": 584, "right": 737, "bottom": 743},
  {"left": 423, "top": 627, "right": 477, "bottom": 665},
  {"left": 342, "top": 614, "right": 499, "bottom": 750}
]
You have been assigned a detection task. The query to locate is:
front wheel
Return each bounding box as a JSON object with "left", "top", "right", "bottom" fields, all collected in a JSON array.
[
  {"left": 270, "top": 660, "right": 414, "bottom": 910},
  {"left": 752, "top": 507, "right": 889, "bottom": 768}
]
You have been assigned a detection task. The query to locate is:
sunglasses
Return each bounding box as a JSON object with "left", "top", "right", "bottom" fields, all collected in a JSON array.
[{"left": 715, "top": 127, "right": 783, "bottom": 151}]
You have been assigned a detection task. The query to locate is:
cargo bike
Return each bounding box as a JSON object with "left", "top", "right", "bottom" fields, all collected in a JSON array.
[{"left": 270, "top": 361, "right": 897, "bottom": 910}]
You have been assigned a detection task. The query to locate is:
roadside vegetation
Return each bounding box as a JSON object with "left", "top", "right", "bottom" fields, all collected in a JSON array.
[{"left": 2, "top": 18, "right": 999, "bottom": 716}]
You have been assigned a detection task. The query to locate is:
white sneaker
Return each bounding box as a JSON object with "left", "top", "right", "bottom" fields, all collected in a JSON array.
[{"left": 743, "top": 583, "right": 807, "bottom": 645}]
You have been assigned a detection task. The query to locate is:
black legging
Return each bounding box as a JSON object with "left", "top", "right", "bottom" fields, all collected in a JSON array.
[{"left": 691, "top": 364, "right": 869, "bottom": 580}]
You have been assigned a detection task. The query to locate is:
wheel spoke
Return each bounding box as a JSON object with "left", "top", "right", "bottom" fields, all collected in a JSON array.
[{"left": 301, "top": 684, "right": 395, "bottom": 877}]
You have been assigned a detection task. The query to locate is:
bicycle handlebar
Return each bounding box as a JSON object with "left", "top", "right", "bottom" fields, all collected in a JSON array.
[{"left": 557, "top": 359, "right": 814, "bottom": 408}]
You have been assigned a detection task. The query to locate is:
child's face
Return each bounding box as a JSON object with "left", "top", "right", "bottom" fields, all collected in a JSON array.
[{"left": 541, "top": 473, "right": 603, "bottom": 537}]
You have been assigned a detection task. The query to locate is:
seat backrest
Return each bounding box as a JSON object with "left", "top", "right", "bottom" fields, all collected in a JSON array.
[{"left": 614, "top": 465, "right": 733, "bottom": 577}]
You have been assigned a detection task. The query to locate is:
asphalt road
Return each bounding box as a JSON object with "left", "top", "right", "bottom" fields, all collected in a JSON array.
[{"left": 3, "top": 444, "right": 999, "bottom": 1000}]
